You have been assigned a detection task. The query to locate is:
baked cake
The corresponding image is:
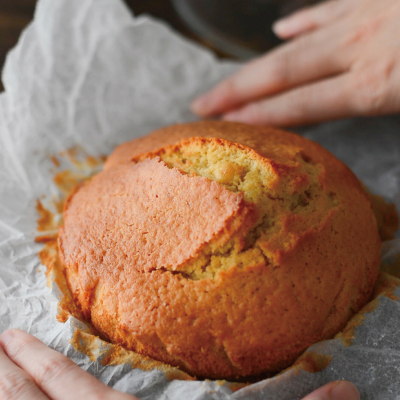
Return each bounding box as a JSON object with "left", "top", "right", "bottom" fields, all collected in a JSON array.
[{"left": 59, "top": 121, "right": 382, "bottom": 379}]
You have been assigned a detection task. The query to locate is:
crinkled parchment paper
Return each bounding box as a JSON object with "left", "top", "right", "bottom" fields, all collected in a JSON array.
[{"left": 1, "top": 0, "right": 400, "bottom": 399}]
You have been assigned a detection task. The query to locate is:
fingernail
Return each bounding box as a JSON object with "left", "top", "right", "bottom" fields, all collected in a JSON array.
[
  {"left": 191, "top": 95, "right": 211, "bottom": 115},
  {"left": 272, "top": 19, "right": 291, "bottom": 36},
  {"left": 0, "top": 329, "right": 17, "bottom": 347},
  {"left": 330, "top": 381, "right": 360, "bottom": 400}
]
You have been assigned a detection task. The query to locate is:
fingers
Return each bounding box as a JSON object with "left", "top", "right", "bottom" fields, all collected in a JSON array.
[
  {"left": 0, "top": 330, "right": 136, "bottom": 400},
  {"left": 191, "top": 25, "right": 347, "bottom": 118},
  {"left": 301, "top": 381, "right": 360, "bottom": 400},
  {"left": 223, "top": 73, "right": 356, "bottom": 127},
  {"left": 273, "top": 0, "right": 350, "bottom": 39},
  {"left": 0, "top": 346, "right": 49, "bottom": 400}
]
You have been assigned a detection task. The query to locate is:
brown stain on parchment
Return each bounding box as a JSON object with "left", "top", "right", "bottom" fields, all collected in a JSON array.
[
  {"left": 60, "top": 146, "right": 106, "bottom": 169},
  {"left": 36, "top": 200, "right": 58, "bottom": 232},
  {"left": 54, "top": 145, "right": 105, "bottom": 197},
  {"left": 335, "top": 299, "right": 379, "bottom": 347},
  {"left": 214, "top": 380, "right": 250, "bottom": 392},
  {"left": 293, "top": 351, "right": 332, "bottom": 375},
  {"left": 336, "top": 271, "right": 400, "bottom": 347},
  {"left": 70, "top": 328, "right": 194, "bottom": 381},
  {"left": 37, "top": 237, "right": 86, "bottom": 324},
  {"left": 51, "top": 155, "right": 60, "bottom": 167},
  {"left": 372, "top": 271, "right": 400, "bottom": 301},
  {"left": 53, "top": 170, "right": 88, "bottom": 198}
]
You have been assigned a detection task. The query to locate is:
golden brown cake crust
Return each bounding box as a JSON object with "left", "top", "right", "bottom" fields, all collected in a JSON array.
[{"left": 59, "top": 121, "right": 381, "bottom": 380}]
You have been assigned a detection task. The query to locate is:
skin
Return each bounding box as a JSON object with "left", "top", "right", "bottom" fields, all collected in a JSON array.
[
  {"left": 0, "top": 330, "right": 360, "bottom": 400},
  {"left": 191, "top": 0, "right": 400, "bottom": 127},
  {"left": 0, "top": 330, "right": 137, "bottom": 400}
]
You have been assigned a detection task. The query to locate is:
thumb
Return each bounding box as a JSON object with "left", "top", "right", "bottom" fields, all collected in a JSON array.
[{"left": 301, "top": 381, "right": 360, "bottom": 400}]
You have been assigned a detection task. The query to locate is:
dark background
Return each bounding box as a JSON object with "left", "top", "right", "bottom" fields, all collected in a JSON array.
[
  {"left": 0, "top": 0, "right": 215, "bottom": 91},
  {"left": 0, "top": 0, "right": 323, "bottom": 91}
]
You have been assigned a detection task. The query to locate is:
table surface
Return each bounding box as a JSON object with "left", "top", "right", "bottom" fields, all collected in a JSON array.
[{"left": 0, "top": 0, "right": 226, "bottom": 91}]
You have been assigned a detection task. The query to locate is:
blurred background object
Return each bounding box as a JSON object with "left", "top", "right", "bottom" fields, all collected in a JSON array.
[
  {"left": 172, "top": 0, "right": 321, "bottom": 59},
  {"left": 0, "top": 0, "right": 322, "bottom": 90},
  {"left": 0, "top": 0, "right": 35, "bottom": 82}
]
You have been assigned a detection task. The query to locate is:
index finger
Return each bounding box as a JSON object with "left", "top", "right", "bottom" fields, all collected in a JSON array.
[
  {"left": 223, "top": 72, "right": 355, "bottom": 126},
  {"left": 301, "top": 381, "right": 360, "bottom": 400},
  {"left": 273, "top": 0, "right": 352, "bottom": 39},
  {"left": 191, "top": 24, "right": 347, "bottom": 117},
  {"left": 0, "top": 330, "right": 136, "bottom": 400},
  {"left": 0, "top": 346, "right": 49, "bottom": 400}
]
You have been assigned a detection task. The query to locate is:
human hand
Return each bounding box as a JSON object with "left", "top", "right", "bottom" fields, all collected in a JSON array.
[
  {"left": 0, "top": 330, "right": 360, "bottom": 400},
  {"left": 301, "top": 381, "right": 360, "bottom": 400},
  {"left": 0, "top": 329, "right": 138, "bottom": 400},
  {"left": 191, "top": 0, "right": 400, "bottom": 126}
]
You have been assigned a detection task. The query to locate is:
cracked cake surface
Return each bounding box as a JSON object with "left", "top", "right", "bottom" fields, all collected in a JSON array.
[{"left": 59, "top": 121, "right": 381, "bottom": 379}]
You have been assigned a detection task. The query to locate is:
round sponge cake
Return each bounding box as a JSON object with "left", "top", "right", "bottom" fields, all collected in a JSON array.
[{"left": 59, "top": 121, "right": 381, "bottom": 380}]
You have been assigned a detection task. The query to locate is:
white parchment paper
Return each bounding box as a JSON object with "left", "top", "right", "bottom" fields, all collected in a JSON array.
[{"left": 0, "top": 0, "right": 400, "bottom": 399}]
